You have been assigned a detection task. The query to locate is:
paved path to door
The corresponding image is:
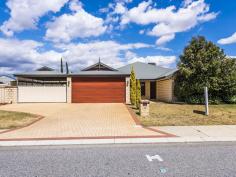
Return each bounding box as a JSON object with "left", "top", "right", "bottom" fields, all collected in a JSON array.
[{"left": 0, "top": 103, "right": 172, "bottom": 140}]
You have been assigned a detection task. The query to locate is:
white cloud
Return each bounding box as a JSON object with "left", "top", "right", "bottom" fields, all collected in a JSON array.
[
  {"left": 0, "top": 38, "right": 62, "bottom": 73},
  {"left": 0, "top": 38, "right": 154, "bottom": 73},
  {"left": 117, "top": 0, "right": 217, "bottom": 45},
  {"left": 56, "top": 41, "right": 152, "bottom": 69},
  {"left": 218, "top": 32, "right": 236, "bottom": 45},
  {"left": 125, "top": 51, "right": 137, "bottom": 59},
  {"left": 0, "top": 0, "right": 68, "bottom": 36},
  {"left": 156, "top": 46, "right": 172, "bottom": 52},
  {"left": 114, "top": 3, "right": 127, "bottom": 14},
  {"left": 45, "top": 1, "right": 107, "bottom": 43},
  {"left": 115, "top": 0, "right": 133, "bottom": 3},
  {"left": 139, "top": 30, "right": 145, "bottom": 34},
  {"left": 128, "top": 55, "right": 177, "bottom": 68},
  {"left": 155, "top": 34, "right": 175, "bottom": 45}
]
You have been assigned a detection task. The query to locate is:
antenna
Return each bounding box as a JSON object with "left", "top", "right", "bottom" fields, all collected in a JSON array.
[{"left": 98, "top": 57, "right": 101, "bottom": 70}]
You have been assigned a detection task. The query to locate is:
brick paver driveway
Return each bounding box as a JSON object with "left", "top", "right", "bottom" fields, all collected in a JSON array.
[{"left": 0, "top": 103, "right": 170, "bottom": 140}]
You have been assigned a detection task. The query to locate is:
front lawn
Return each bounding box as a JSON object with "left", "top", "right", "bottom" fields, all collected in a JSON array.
[
  {"left": 0, "top": 110, "right": 39, "bottom": 129},
  {"left": 131, "top": 102, "right": 236, "bottom": 126}
]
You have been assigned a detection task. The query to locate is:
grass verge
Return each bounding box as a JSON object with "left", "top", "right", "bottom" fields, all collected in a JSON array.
[
  {"left": 130, "top": 102, "right": 236, "bottom": 126},
  {"left": 0, "top": 110, "right": 39, "bottom": 129}
]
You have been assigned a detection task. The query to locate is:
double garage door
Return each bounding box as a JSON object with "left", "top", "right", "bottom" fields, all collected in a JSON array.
[{"left": 72, "top": 77, "right": 125, "bottom": 103}]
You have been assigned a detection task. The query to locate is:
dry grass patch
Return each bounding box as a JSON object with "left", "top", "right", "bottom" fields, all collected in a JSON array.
[
  {"left": 0, "top": 110, "right": 39, "bottom": 129},
  {"left": 131, "top": 102, "right": 236, "bottom": 126}
]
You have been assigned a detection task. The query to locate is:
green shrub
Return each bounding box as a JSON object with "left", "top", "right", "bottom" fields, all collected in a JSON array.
[
  {"left": 223, "top": 95, "right": 236, "bottom": 104},
  {"left": 185, "top": 95, "right": 222, "bottom": 105},
  {"left": 208, "top": 96, "right": 222, "bottom": 105},
  {"left": 185, "top": 95, "right": 205, "bottom": 104}
]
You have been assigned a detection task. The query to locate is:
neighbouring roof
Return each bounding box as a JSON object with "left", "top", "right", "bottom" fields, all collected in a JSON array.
[
  {"left": 14, "top": 71, "right": 66, "bottom": 77},
  {"left": 14, "top": 67, "right": 66, "bottom": 77},
  {"left": 118, "top": 62, "right": 177, "bottom": 80},
  {"left": 0, "top": 75, "right": 15, "bottom": 84}
]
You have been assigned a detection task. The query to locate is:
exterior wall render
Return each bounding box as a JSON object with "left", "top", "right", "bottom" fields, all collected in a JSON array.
[
  {"left": 156, "top": 79, "right": 174, "bottom": 102},
  {"left": 125, "top": 77, "right": 131, "bottom": 104}
]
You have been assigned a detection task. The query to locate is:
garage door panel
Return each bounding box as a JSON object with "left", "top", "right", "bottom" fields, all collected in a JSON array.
[
  {"left": 72, "top": 77, "right": 125, "bottom": 103},
  {"left": 18, "top": 86, "right": 67, "bottom": 103}
]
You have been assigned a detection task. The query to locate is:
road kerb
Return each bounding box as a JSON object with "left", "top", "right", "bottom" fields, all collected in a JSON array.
[{"left": 1, "top": 136, "right": 236, "bottom": 146}]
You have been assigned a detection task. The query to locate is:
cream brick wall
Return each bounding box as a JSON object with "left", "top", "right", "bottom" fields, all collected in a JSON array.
[
  {"left": 0, "top": 86, "right": 17, "bottom": 103},
  {"left": 144, "top": 80, "right": 150, "bottom": 99},
  {"left": 156, "top": 79, "right": 174, "bottom": 102},
  {"left": 67, "top": 77, "right": 72, "bottom": 103},
  {"left": 126, "top": 77, "right": 131, "bottom": 104}
]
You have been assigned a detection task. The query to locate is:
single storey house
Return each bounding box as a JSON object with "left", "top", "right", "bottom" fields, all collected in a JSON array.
[
  {"left": 0, "top": 75, "right": 16, "bottom": 86},
  {"left": 14, "top": 61, "right": 177, "bottom": 103}
]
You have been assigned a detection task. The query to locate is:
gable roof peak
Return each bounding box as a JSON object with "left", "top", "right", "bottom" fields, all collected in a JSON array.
[
  {"left": 81, "top": 60, "right": 117, "bottom": 71},
  {"left": 36, "top": 66, "right": 54, "bottom": 71}
]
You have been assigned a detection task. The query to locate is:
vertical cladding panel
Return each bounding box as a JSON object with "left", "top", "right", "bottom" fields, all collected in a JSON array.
[{"left": 72, "top": 77, "right": 125, "bottom": 103}]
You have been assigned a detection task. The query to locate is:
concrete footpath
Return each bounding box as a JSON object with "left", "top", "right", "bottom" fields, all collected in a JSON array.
[{"left": 1, "top": 125, "right": 236, "bottom": 146}]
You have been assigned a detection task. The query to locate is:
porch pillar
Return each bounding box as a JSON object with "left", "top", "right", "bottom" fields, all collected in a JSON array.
[
  {"left": 145, "top": 80, "right": 150, "bottom": 99},
  {"left": 67, "top": 77, "right": 72, "bottom": 103},
  {"left": 125, "top": 77, "right": 131, "bottom": 104}
]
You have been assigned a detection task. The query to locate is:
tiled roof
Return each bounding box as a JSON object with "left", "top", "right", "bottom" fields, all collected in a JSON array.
[
  {"left": 118, "top": 62, "right": 177, "bottom": 80},
  {"left": 14, "top": 62, "right": 177, "bottom": 79}
]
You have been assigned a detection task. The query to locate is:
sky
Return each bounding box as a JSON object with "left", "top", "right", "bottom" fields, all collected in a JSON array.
[{"left": 0, "top": 0, "right": 236, "bottom": 74}]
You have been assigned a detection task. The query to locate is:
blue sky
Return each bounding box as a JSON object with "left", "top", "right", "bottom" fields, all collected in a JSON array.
[{"left": 0, "top": 0, "right": 235, "bottom": 74}]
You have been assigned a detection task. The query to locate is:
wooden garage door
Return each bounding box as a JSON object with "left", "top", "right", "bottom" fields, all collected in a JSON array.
[{"left": 72, "top": 77, "right": 125, "bottom": 103}]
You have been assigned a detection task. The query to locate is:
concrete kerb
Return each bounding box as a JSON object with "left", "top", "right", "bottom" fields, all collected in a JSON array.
[{"left": 1, "top": 136, "right": 236, "bottom": 147}]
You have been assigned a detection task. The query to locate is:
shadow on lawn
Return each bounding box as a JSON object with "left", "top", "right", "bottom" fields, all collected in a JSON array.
[{"left": 193, "top": 110, "right": 206, "bottom": 115}]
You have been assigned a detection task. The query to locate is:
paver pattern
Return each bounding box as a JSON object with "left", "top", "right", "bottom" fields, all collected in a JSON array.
[{"left": 0, "top": 103, "right": 166, "bottom": 139}]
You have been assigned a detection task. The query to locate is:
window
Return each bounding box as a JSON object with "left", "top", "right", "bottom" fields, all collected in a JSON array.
[{"left": 141, "top": 82, "right": 145, "bottom": 96}]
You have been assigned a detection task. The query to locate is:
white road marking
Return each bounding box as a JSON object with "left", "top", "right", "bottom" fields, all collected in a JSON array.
[
  {"left": 160, "top": 168, "right": 167, "bottom": 173},
  {"left": 146, "top": 154, "right": 163, "bottom": 162}
]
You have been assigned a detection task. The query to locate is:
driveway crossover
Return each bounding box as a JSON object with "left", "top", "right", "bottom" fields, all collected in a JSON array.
[{"left": 0, "top": 103, "right": 170, "bottom": 140}]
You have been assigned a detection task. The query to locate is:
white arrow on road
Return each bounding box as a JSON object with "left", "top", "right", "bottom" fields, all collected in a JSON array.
[{"left": 146, "top": 154, "right": 163, "bottom": 162}]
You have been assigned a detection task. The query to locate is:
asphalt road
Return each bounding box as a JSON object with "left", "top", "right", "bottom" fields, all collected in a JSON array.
[{"left": 0, "top": 142, "right": 236, "bottom": 177}]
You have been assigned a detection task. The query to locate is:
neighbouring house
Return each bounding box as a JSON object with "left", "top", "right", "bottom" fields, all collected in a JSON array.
[
  {"left": 0, "top": 75, "right": 16, "bottom": 86},
  {"left": 0, "top": 75, "right": 17, "bottom": 104},
  {"left": 14, "top": 61, "right": 177, "bottom": 103}
]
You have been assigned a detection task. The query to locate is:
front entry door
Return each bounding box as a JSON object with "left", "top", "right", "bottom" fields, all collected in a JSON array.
[{"left": 150, "top": 81, "right": 156, "bottom": 99}]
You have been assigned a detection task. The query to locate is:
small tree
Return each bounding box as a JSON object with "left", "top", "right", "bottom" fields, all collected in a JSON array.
[
  {"left": 136, "top": 79, "right": 141, "bottom": 108},
  {"left": 66, "top": 62, "right": 69, "bottom": 74},
  {"left": 60, "top": 57, "right": 64, "bottom": 73},
  {"left": 130, "top": 66, "right": 137, "bottom": 106},
  {"left": 174, "top": 36, "right": 230, "bottom": 104},
  {"left": 220, "top": 57, "right": 236, "bottom": 103}
]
